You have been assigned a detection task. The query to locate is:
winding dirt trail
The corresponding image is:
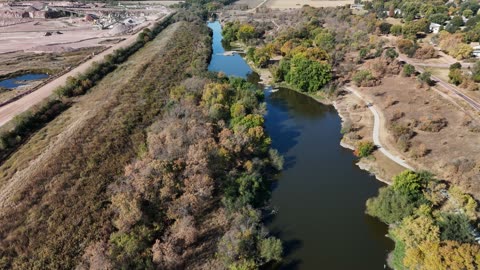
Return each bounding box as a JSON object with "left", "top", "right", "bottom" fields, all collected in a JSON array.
[{"left": 346, "top": 86, "right": 415, "bottom": 171}]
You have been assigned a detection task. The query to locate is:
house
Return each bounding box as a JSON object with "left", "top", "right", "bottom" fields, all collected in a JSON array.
[
  {"left": 472, "top": 46, "right": 480, "bottom": 57},
  {"left": 430, "top": 23, "right": 441, "bottom": 34}
]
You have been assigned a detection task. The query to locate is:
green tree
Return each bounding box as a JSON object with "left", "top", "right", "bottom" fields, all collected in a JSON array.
[
  {"left": 393, "top": 215, "right": 440, "bottom": 248},
  {"left": 314, "top": 31, "right": 335, "bottom": 51},
  {"left": 356, "top": 141, "right": 375, "bottom": 158},
  {"left": 392, "top": 170, "right": 431, "bottom": 199},
  {"left": 463, "top": 9, "right": 474, "bottom": 18},
  {"left": 385, "top": 48, "right": 399, "bottom": 59},
  {"left": 259, "top": 237, "right": 283, "bottom": 262},
  {"left": 448, "top": 68, "right": 463, "bottom": 85},
  {"left": 285, "top": 54, "right": 332, "bottom": 92},
  {"left": 237, "top": 24, "right": 255, "bottom": 43},
  {"left": 437, "top": 213, "right": 474, "bottom": 242},
  {"left": 403, "top": 64, "right": 416, "bottom": 77},
  {"left": 450, "top": 16, "right": 465, "bottom": 28},
  {"left": 417, "top": 71, "right": 433, "bottom": 86},
  {"left": 390, "top": 25, "right": 403, "bottom": 36},
  {"left": 366, "top": 187, "right": 418, "bottom": 224},
  {"left": 378, "top": 22, "right": 392, "bottom": 34}
]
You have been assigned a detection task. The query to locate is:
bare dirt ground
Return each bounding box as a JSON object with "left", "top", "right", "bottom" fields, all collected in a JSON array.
[
  {"left": 334, "top": 90, "right": 405, "bottom": 184},
  {"left": 266, "top": 0, "right": 353, "bottom": 9},
  {"left": 346, "top": 75, "right": 480, "bottom": 198},
  {"left": 0, "top": 11, "right": 172, "bottom": 127},
  {"left": 0, "top": 17, "right": 150, "bottom": 54}
]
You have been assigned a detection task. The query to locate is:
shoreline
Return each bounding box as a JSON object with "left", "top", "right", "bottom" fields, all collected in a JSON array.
[{"left": 251, "top": 63, "right": 395, "bottom": 185}]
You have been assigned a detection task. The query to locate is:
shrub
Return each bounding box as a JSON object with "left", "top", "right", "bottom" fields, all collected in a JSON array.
[
  {"left": 402, "top": 64, "right": 415, "bottom": 77},
  {"left": 417, "top": 116, "right": 448, "bottom": 132},
  {"left": 352, "top": 70, "right": 374, "bottom": 86},
  {"left": 414, "top": 45, "right": 436, "bottom": 59},
  {"left": 448, "top": 68, "right": 463, "bottom": 85},
  {"left": 417, "top": 71, "right": 433, "bottom": 86},
  {"left": 355, "top": 141, "right": 375, "bottom": 158}
]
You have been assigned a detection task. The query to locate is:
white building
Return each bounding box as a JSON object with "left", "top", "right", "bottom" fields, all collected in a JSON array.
[
  {"left": 429, "top": 23, "right": 441, "bottom": 34},
  {"left": 472, "top": 46, "right": 480, "bottom": 58}
]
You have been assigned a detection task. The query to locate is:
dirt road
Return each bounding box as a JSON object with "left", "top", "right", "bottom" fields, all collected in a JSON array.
[
  {"left": 346, "top": 86, "right": 415, "bottom": 171},
  {"left": 398, "top": 56, "right": 480, "bottom": 112},
  {"left": 0, "top": 12, "right": 171, "bottom": 127}
]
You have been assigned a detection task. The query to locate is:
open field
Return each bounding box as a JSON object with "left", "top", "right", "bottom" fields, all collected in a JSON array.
[
  {"left": 354, "top": 76, "right": 480, "bottom": 198},
  {"left": 266, "top": 0, "right": 353, "bottom": 9}
]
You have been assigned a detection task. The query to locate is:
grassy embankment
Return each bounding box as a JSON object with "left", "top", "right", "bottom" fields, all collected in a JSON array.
[
  {"left": 0, "top": 20, "right": 211, "bottom": 268},
  {"left": 0, "top": 14, "right": 174, "bottom": 163}
]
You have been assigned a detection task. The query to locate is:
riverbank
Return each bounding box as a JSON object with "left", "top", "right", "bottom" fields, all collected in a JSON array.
[{"left": 247, "top": 62, "right": 404, "bottom": 185}]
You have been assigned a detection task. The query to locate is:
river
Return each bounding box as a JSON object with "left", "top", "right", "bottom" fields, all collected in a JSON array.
[{"left": 207, "top": 21, "right": 393, "bottom": 270}]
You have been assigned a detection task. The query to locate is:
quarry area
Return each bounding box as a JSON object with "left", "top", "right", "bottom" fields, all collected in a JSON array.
[
  {"left": 0, "top": 1, "right": 172, "bottom": 54},
  {"left": 0, "top": 1, "right": 174, "bottom": 104}
]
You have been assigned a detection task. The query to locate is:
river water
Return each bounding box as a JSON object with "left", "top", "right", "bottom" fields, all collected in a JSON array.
[
  {"left": 208, "top": 21, "right": 393, "bottom": 270},
  {"left": 0, "top": 74, "right": 48, "bottom": 89}
]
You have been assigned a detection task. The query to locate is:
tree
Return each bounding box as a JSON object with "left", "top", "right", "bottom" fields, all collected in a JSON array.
[
  {"left": 385, "top": 48, "right": 399, "bottom": 59},
  {"left": 366, "top": 186, "right": 418, "bottom": 224},
  {"left": 352, "top": 70, "right": 375, "bottom": 86},
  {"left": 355, "top": 141, "right": 375, "bottom": 157},
  {"left": 392, "top": 170, "right": 431, "bottom": 199},
  {"left": 397, "top": 39, "right": 417, "bottom": 57},
  {"left": 448, "top": 68, "right": 463, "bottom": 85},
  {"left": 314, "top": 31, "right": 335, "bottom": 51},
  {"left": 285, "top": 54, "right": 332, "bottom": 92},
  {"left": 437, "top": 213, "right": 474, "bottom": 242},
  {"left": 450, "top": 16, "right": 465, "bottom": 28},
  {"left": 390, "top": 25, "right": 403, "bottom": 36},
  {"left": 259, "top": 237, "right": 283, "bottom": 262},
  {"left": 403, "top": 64, "right": 416, "bottom": 77},
  {"left": 237, "top": 24, "right": 255, "bottom": 43},
  {"left": 417, "top": 71, "right": 433, "bottom": 86},
  {"left": 378, "top": 22, "right": 392, "bottom": 35},
  {"left": 449, "top": 62, "right": 462, "bottom": 70},
  {"left": 429, "top": 13, "right": 449, "bottom": 24},
  {"left": 463, "top": 9, "right": 473, "bottom": 18},
  {"left": 393, "top": 215, "right": 440, "bottom": 248}
]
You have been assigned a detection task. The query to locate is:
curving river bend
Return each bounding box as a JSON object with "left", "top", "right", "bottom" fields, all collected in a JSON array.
[{"left": 208, "top": 21, "right": 393, "bottom": 270}]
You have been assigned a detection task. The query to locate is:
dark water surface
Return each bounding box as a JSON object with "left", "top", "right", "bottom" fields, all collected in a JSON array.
[
  {"left": 0, "top": 73, "right": 48, "bottom": 89},
  {"left": 208, "top": 21, "right": 393, "bottom": 270}
]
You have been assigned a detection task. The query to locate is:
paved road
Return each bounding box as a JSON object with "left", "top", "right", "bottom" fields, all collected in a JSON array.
[
  {"left": 347, "top": 86, "right": 415, "bottom": 171},
  {"left": 398, "top": 56, "right": 480, "bottom": 112},
  {"left": 0, "top": 12, "right": 171, "bottom": 128}
]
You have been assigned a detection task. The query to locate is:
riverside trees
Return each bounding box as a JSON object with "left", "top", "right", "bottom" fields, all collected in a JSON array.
[{"left": 366, "top": 170, "right": 480, "bottom": 269}]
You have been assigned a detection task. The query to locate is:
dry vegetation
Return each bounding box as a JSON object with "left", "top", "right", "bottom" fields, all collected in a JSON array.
[
  {"left": 0, "top": 20, "right": 212, "bottom": 269},
  {"left": 353, "top": 75, "right": 480, "bottom": 198}
]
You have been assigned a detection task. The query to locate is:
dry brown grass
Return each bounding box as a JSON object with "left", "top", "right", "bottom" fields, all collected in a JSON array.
[
  {"left": 0, "top": 21, "right": 212, "bottom": 269},
  {"left": 357, "top": 75, "right": 480, "bottom": 199}
]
